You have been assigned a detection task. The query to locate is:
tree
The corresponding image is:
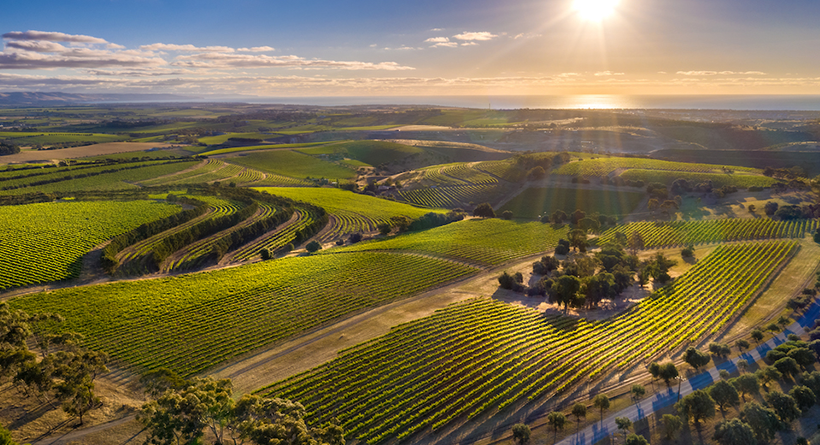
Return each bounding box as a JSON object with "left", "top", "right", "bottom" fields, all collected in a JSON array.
[
  {"left": 750, "top": 329, "right": 764, "bottom": 344},
  {"left": 764, "top": 201, "right": 779, "bottom": 216},
  {"left": 787, "top": 347, "right": 816, "bottom": 370},
  {"left": 630, "top": 384, "right": 645, "bottom": 404},
  {"left": 713, "top": 418, "right": 758, "bottom": 445},
  {"left": 748, "top": 204, "right": 756, "bottom": 213},
  {"left": 756, "top": 366, "right": 782, "bottom": 389},
  {"left": 511, "top": 423, "right": 531, "bottom": 445},
  {"left": 305, "top": 240, "right": 322, "bottom": 253},
  {"left": 547, "top": 412, "right": 566, "bottom": 444},
  {"left": 0, "top": 423, "right": 21, "bottom": 445},
  {"left": 473, "top": 202, "right": 495, "bottom": 218},
  {"left": 765, "top": 390, "right": 801, "bottom": 423},
  {"left": 773, "top": 357, "right": 800, "bottom": 379},
  {"left": 551, "top": 210, "right": 568, "bottom": 225},
  {"left": 627, "top": 232, "right": 644, "bottom": 254},
  {"left": 737, "top": 359, "right": 749, "bottom": 374},
  {"left": 732, "top": 373, "right": 759, "bottom": 401},
  {"left": 260, "top": 248, "right": 272, "bottom": 260},
  {"left": 568, "top": 229, "right": 588, "bottom": 252},
  {"left": 624, "top": 433, "right": 649, "bottom": 445},
  {"left": 710, "top": 380, "right": 740, "bottom": 413},
  {"left": 593, "top": 394, "right": 610, "bottom": 422},
  {"left": 552, "top": 275, "right": 581, "bottom": 312},
  {"left": 377, "top": 222, "right": 392, "bottom": 236},
  {"left": 615, "top": 417, "right": 632, "bottom": 443},
  {"left": 571, "top": 403, "right": 587, "bottom": 433},
  {"left": 684, "top": 347, "right": 711, "bottom": 370},
  {"left": 777, "top": 315, "right": 791, "bottom": 329},
  {"left": 555, "top": 238, "right": 571, "bottom": 255},
  {"left": 660, "top": 414, "right": 682, "bottom": 440},
  {"left": 675, "top": 389, "right": 716, "bottom": 424},
  {"left": 740, "top": 402, "right": 779, "bottom": 443},
  {"left": 800, "top": 370, "right": 820, "bottom": 396},
  {"left": 681, "top": 245, "right": 695, "bottom": 258},
  {"left": 658, "top": 362, "right": 679, "bottom": 386},
  {"left": 648, "top": 362, "right": 661, "bottom": 389},
  {"left": 648, "top": 198, "right": 659, "bottom": 212},
  {"left": 709, "top": 342, "right": 731, "bottom": 359},
  {"left": 570, "top": 209, "right": 586, "bottom": 225},
  {"left": 527, "top": 166, "right": 546, "bottom": 181},
  {"left": 736, "top": 339, "right": 750, "bottom": 353},
  {"left": 789, "top": 385, "right": 816, "bottom": 410}
]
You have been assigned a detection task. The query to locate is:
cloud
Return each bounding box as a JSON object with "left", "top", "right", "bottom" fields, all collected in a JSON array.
[
  {"left": 5, "top": 40, "right": 68, "bottom": 53},
  {"left": 453, "top": 31, "right": 497, "bottom": 41},
  {"left": 461, "top": 42, "right": 477, "bottom": 46},
  {"left": 430, "top": 42, "right": 458, "bottom": 48},
  {"left": 677, "top": 70, "right": 767, "bottom": 76},
  {"left": 594, "top": 71, "right": 625, "bottom": 76},
  {"left": 425, "top": 37, "right": 450, "bottom": 43},
  {"left": 171, "top": 52, "right": 414, "bottom": 70},
  {"left": 237, "top": 46, "right": 274, "bottom": 52},
  {"left": 2, "top": 30, "right": 108, "bottom": 44},
  {"left": 140, "top": 43, "right": 236, "bottom": 52},
  {"left": 0, "top": 50, "right": 166, "bottom": 69},
  {"left": 513, "top": 33, "right": 542, "bottom": 40},
  {"left": 430, "top": 28, "right": 443, "bottom": 32}
]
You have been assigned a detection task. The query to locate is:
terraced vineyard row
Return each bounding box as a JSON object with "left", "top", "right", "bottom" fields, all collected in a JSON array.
[
  {"left": 11, "top": 252, "right": 479, "bottom": 376},
  {"left": 438, "top": 163, "right": 498, "bottom": 185},
  {"left": 554, "top": 157, "right": 759, "bottom": 177},
  {"left": 0, "top": 201, "right": 181, "bottom": 290},
  {"left": 161, "top": 203, "right": 277, "bottom": 272},
  {"left": 228, "top": 205, "right": 324, "bottom": 261},
  {"left": 318, "top": 211, "right": 384, "bottom": 242},
  {"left": 599, "top": 217, "right": 819, "bottom": 248},
  {"left": 335, "top": 219, "right": 567, "bottom": 266},
  {"left": 397, "top": 185, "right": 502, "bottom": 208},
  {"left": 261, "top": 241, "right": 797, "bottom": 444},
  {"left": 618, "top": 169, "right": 778, "bottom": 188},
  {"left": 474, "top": 160, "right": 521, "bottom": 182}
]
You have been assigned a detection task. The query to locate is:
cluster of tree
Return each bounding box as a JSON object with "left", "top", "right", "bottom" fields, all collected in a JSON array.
[
  {"left": 138, "top": 371, "right": 344, "bottom": 445},
  {"left": 763, "top": 165, "right": 807, "bottom": 180},
  {"left": 604, "top": 176, "right": 645, "bottom": 188},
  {"left": 473, "top": 202, "right": 496, "bottom": 218},
  {"left": 0, "top": 303, "right": 108, "bottom": 425},
  {"left": 0, "top": 141, "right": 20, "bottom": 156},
  {"left": 511, "top": 151, "right": 571, "bottom": 172},
  {"left": 647, "top": 196, "right": 682, "bottom": 214},
  {"left": 406, "top": 211, "right": 465, "bottom": 232},
  {"left": 210, "top": 205, "right": 296, "bottom": 262},
  {"left": 674, "top": 368, "right": 820, "bottom": 445},
  {"left": 33, "top": 141, "right": 100, "bottom": 151},
  {"left": 646, "top": 182, "right": 669, "bottom": 199},
  {"left": 543, "top": 209, "right": 617, "bottom": 231}
]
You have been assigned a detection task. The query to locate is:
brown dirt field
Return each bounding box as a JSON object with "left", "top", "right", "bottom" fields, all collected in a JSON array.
[{"left": 0, "top": 143, "right": 185, "bottom": 164}]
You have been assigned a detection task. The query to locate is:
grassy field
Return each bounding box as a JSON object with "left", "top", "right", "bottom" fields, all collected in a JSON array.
[
  {"left": 0, "top": 200, "right": 182, "bottom": 290},
  {"left": 260, "top": 241, "right": 797, "bottom": 445},
  {"left": 10, "top": 252, "right": 478, "bottom": 376},
  {"left": 333, "top": 218, "right": 568, "bottom": 265},
  {"left": 298, "top": 140, "right": 425, "bottom": 166},
  {"left": 227, "top": 150, "right": 358, "bottom": 180},
  {"left": 0, "top": 131, "right": 127, "bottom": 145},
  {"left": 553, "top": 156, "right": 760, "bottom": 177},
  {"left": 197, "top": 142, "right": 329, "bottom": 156},
  {"left": 500, "top": 186, "right": 645, "bottom": 219},
  {"left": 618, "top": 169, "right": 779, "bottom": 188}
]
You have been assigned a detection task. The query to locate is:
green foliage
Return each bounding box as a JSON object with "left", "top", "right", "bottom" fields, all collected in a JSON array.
[
  {"left": 624, "top": 433, "right": 649, "bottom": 445},
  {"left": 0, "top": 423, "right": 21, "bottom": 445},
  {"left": 229, "top": 149, "right": 359, "bottom": 180},
  {"left": 789, "top": 385, "right": 816, "bottom": 410},
  {"left": 12, "top": 252, "right": 476, "bottom": 376},
  {"left": 547, "top": 412, "right": 567, "bottom": 435},
  {"left": 619, "top": 169, "right": 777, "bottom": 189},
  {"left": 0, "top": 200, "right": 181, "bottom": 290},
  {"left": 661, "top": 415, "right": 682, "bottom": 440},
  {"left": 731, "top": 374, "right": 759, "bottom": 400},
  {"left": 740, "top": 402, "right": 780, "bottom": 443},
  {"left": 615, "top": 416, "right": 632, "bottom": 439},
  {"left": 676, "top": 389, "right": 716, "bottom": 424},
  {"left": 472, "top": 202, "right": 495, "bottom": 218},
  {"left": 306, "top": 240, "right": 322, "bottom": 253},
  {"left": 765, "top": 390, "right": 801, "bottom": 423},
  {"left": 684, "top": 347, "right": 711, "bottom": 370},
  {"left": 710, "top": 380, "right": 740, "bottom": 411},
  {"left": 713, "top": 418, "right": 758, "bottom": 445},
  {"left": 593, "top": 394, "right": 610, "bottom": 419},
  {"left": 511, "top": 423, "right": 531, "bottom": 445},
  {"left": 499, "top": 187, "right": 643, "bottom": 219}
]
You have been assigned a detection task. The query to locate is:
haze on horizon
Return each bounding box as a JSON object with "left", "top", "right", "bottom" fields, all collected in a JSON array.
[{"left": 1, "top": 0, "right": 819, "bottom": 98}]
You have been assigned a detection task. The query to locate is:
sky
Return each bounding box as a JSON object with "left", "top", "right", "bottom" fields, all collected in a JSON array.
[{"left": 1, "top": 0, "right": 819, "bottom": 98}]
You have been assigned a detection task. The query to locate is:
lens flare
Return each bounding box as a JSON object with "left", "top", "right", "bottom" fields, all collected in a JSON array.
[{"left": 573, "top": 0, "right": 620, "bottom": 21}]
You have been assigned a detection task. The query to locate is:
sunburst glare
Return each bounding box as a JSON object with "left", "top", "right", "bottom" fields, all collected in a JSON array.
[{"left": 573, "top": 0, "right": 620, "bottom": 21}]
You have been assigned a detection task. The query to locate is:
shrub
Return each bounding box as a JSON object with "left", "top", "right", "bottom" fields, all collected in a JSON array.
[{"left": 305, "top": 241, "right": 322, "bottom": 253}]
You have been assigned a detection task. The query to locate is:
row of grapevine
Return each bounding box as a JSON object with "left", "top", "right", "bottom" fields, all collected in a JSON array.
[
  {"left": 11, "top": 252, "right": 479, "bottom": 376},
  {"left": 0, "top": 201, "right": 181, "bottom": 290},
  {"left": 438, "top": 163, "right": 498, "bottom": 185},
  {"left": 227, "top": 206, "right": 323, "bottom": 261},
  {"left": 599, "top": 217, "right": 820, "bottom": 248},
  {"left": 554, "top": 157, "right": 760, "bottom": 177},
  {"left": 261, "top": 241, "right": 797, "bottom": 444},
  {"left": 397, "top": 185, "right": 502, "bottom": 208}
]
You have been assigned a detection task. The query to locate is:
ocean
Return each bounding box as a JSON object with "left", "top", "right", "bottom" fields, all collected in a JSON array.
[{"left": 247, "top": 95, "right": 820, "bottom": 111}]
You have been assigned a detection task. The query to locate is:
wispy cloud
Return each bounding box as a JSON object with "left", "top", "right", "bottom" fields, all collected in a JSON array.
[
  {"left": 677, "top": 70, "right": 767, "bottom": 76},
  {"left": 594, "top": 71, "right": 625, "bottom": 76},
  {"left": 171, "top": 52, "right": 414, "bottom": 70},
  {"left": 2, "top": 30, "right": 107, "bottom": 44},
  {"left": 424, "top": 37, "right": 450, "bottom": 43},
  {"left": 140, "top": 43, "right": 236, "bottom": 53},
  {"left": 453, "top": 31, "right": 497, "bottom": 41}
]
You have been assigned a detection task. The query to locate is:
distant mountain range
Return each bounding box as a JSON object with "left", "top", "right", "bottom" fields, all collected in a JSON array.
[{"left": 0, "top": 92, "right": 199, "bottom": 105}]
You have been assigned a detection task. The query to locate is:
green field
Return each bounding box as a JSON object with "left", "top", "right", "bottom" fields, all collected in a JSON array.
[
  {"left": 10, "top": 252, "right": 478, "bottom": 376},
  {"left": 617, "top": 169, "right": 778, "bottom": 188},
  {"left": 197, "top": 142, "right": 330, "bottom": 156},
  {"left": 298, "top": 140, "right": 424, "bottom": 166},
  {"left": 553, "top": 156, "right": 760, "bottom": 177},
  {"left": 227, "top": 150, "right": 358, "bottom": 180},
  {"left": 500, "top": 187, "right": 645, "bottom": 219},
  {"left": 261, "top": 241, "right": 797, "bottom": 444},
  {"left": 0, "top": 131, "right": 127, "bottom": 145},
  {"left": 0, "top": 200, "right": 182, "bottom": 290},
  {"left": 255, "top": 187, "right": 442, "bottom": 240},
  {"left": 333, "top": 218, "right": 567, "bottom": 265}
]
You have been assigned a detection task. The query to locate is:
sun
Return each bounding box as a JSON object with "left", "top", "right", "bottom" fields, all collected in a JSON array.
[{"left": 573, "top": 0, "right": 619, "bottom": 21}]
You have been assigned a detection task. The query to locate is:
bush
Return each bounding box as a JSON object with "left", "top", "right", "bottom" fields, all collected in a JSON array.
[
  {"left": 498, "top": 271, "right": 525, "bottom": 292},
  {"left": 501, "top": 210, "right": 514, "bottom": 220},
  {"left": 555, "top": 239, "right": 570, "bottom": 255},
  {"left": 305, "top": 240, "right": 322, "bottom": 253},
  {"left": 473, "top": 202, "right": 495, "bottom": 218},
  {"left": 348, "top": 232, "right": 363, "bottom": 243},
  {"left": 260, "top": 248, "right": 271, "bottom": 260}
]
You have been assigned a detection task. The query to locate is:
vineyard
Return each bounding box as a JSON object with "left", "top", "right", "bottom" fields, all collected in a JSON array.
[
  {"left": 0, "top": 200, "right": 182, "bottom": 290},
  {"left": 10, "top": 252, "right": 479, "bottom": 376},
  {"left": 553, "top": 157, "right": 760, "bottom": 177},
  {"left": 500, "top": 186, "right": 645, "bottom": 219},
  {"left": 617, "top": 168, "right": 778, "bottom": 188},
  {"left": 397, "top": 185, "right": 506, "bottom": 209},
  {"left": 254, "top": 187, "right": 440, "bottom": 241},
  {"left": 260, "top": 240, "right": 798, "bottom": 444},
  {"left": 334, "top": 219, "right": 567, "bottom": 266},
  {"left": 419, "top": 163, "right": 499, "bottom": 186},
  {"left": 599, "top": 217, "right": 820, "bottom": 248}
]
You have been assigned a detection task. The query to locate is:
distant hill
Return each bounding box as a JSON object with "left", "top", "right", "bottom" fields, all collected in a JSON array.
[{"left": 0, "top": 92, "right": 196, "bottom": 105}]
